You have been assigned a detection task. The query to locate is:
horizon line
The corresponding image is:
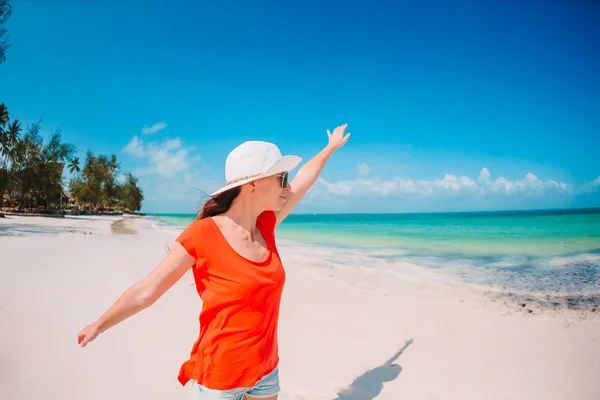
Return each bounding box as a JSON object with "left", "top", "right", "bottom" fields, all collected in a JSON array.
[{"left": 144, "top": 206, "right": 600, "bottom": 217}]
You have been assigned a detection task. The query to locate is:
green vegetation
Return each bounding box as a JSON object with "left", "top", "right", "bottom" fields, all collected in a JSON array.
[
  {"left": 0, "top": 103, "right": 144, "bottom": 214},
  {"left": 68, "top": 153, "right": 144, "bottom": 212}
]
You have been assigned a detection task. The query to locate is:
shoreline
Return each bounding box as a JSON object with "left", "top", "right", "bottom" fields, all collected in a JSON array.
[
  {"left": 1, "top": 210, "right": 66, "bottom": 218},
  {"left": 0, "top": 209, "right": 146, "bottom": 219},
  {"left": 149, "top": 215, "right": 599, "bottom": 321},
  {"left": 3, "top": 214, "right": 599, "bottom": 319}
]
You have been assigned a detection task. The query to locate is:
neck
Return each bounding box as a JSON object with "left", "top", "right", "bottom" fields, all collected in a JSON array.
[{"left": 223, "top": 192, "right": 263, "bottom": 232}]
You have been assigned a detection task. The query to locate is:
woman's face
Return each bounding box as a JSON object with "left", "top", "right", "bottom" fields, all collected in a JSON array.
[{"left": 252, "top": 172, "right": 290, "bottom": 211}]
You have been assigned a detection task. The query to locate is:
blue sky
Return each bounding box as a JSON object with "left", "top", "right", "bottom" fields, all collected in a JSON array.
[{"left": 1, "top": 0, "right": 599, "bottom": 214}]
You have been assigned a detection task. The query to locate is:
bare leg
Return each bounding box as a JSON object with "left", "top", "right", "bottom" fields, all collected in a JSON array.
[{"left": 244, "top": 395, "right": 277, "bottom": 400}]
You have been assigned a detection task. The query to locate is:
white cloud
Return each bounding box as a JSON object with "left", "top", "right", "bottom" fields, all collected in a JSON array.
[
  {"left": 356, "top": 163, "right": 370, "bottom": 177},
  {"left": 578, "top": 176, "right": 600, "bottom": 194},
  {"left": 122, "top": 135, "right": 199, "bottom": 178},
  {"left": 120, "top": 130, "right": 217, "bottom": 212},
  {"left": 317, "top": 168, "right": 573, "bottom": 198},
  {"left": 164, "top": 138, "right": 181, "bottom": 150},
  {"left": 141, "top": 121, "right": 167, "bottom": 135},
  {"left": 479, "top": 170, "right": 573, "bottom": 195},
  {"left": 122, "top": 136, "right": 146, "bottom": 158},
  {"left": 478, "top": 167, "right": 491, "bottom": 183},
  {"left": 318, "top": 179, "right": 354, "bottom": 195},
  {"left": 436, "top": 174, "right": 478, "bottom": 192}
]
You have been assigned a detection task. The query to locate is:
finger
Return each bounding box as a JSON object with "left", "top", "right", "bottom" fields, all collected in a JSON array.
[{"left": 327, "top": 129, "right": 331, "bottom": 138}]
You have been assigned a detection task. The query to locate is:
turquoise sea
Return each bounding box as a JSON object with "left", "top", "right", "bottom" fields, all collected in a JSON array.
[{"left": 148, "top": 208, "right": 600, "bottom": 307}]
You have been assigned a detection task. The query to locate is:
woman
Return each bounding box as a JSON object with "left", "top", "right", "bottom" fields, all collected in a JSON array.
[{"left": 77, "top": 124, "right": 351, "bottom": 400}]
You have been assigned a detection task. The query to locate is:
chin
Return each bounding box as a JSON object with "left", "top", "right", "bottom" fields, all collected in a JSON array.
[{"left": 270, "top": 201, "right": 285, "bottom": 211}]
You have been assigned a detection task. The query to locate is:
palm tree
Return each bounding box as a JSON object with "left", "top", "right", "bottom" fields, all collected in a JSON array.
[
  {"left": 0, "top": 103, "right": 21, "bottom": 158},
  {"left": 108, "top": 154, "right": 118, "bottom": 175},
  {"left": 0, "top": 103, "right": 8, "bottom": 126},
  {"left": 0, "top": 103, "right": 10, "bottom": 157},
  {"left": 0, "top": 104, "right": 22, "bottom": 209},
  {"left": 68, "top": 156, "right": 81, "bottom": 175},
  {"left": 3, "top": 120, "right": 21, "bottom": 149}
]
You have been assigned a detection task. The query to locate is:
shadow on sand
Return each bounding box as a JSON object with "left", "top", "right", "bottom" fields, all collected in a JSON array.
[{"left": 333, "top": 338, "right": 414, "bottom": 400}]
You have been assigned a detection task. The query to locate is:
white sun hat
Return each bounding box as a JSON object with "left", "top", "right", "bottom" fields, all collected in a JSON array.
[{"left": 210, "top": 141, "right": 302, "bottom": 197}]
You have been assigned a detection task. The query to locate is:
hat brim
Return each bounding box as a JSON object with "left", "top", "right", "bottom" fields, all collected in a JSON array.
[{"left": 209, "top": 155, "right": 302, "bottom": 197}]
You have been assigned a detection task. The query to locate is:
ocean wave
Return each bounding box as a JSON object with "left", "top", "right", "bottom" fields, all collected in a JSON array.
[
  {"left": 143, "top": 216, "right": 186, "bottom": 236},
  {"left": 279, "top": 238, "right": 600, "bottom": 308}
]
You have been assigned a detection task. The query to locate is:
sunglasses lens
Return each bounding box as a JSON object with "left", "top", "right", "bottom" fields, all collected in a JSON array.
[{"left": 282, "top": 173, "right": 288, "bottom": 188}]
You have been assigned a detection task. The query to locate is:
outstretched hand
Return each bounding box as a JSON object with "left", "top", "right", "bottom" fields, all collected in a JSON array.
[
  {"left": 327, "top": 123, "right": 351, "bottom": 150},
  {"left": 78, "top": 323, "right": 100, "bottom": 347}
]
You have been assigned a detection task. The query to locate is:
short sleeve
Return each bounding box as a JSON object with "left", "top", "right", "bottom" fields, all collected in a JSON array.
[
  {"left": 176, "top": 220, "right": 204, "bottom": 259},
  {"left": 257, "top": 210, "right": 277, "bottom": 235}
]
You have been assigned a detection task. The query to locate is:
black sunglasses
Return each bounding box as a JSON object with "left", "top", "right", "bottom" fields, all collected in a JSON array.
[{"left": 280, "top": 172, "right": 289, "bottom": 188}]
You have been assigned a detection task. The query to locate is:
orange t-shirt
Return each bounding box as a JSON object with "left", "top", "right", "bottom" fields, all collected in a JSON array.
[{"left": 175, "top": 211, "right": 285, "bottom": 390}]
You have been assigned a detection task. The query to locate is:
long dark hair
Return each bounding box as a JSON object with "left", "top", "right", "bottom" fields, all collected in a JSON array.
[{"left": 197, "top": 186, "right": 241, "bottom": 219}]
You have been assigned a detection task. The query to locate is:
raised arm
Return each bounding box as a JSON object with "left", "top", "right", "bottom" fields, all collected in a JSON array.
[
  {"left": 77, "top": 242, "right": 195, "bottom": 347},
  {"left": 275, "top": 123, "right": 351, "bottom": 227}
]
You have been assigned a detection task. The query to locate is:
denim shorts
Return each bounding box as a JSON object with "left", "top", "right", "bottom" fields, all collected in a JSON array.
[{"left": 192, "top": 367, "right": 280, "bottom": 399}]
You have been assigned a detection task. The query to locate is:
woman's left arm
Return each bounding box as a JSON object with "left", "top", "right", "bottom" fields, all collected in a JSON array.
[{"left": 275, "top": 123, "right": 351, "bottom": 227}]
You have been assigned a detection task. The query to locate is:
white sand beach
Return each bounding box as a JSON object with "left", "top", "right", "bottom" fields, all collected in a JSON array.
[{"left": 1, "top": 215, "right": 599, "bottom": 400}]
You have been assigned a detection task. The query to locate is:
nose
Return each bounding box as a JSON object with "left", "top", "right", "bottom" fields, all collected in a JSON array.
[{"left": 284, "top": 183, "right": 291, "bottom": 192}]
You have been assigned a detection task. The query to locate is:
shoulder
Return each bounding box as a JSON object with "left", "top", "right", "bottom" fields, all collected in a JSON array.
[
  {"left": 257, "top": 210, "right": 277, "bottom": 234},
  {"left": 175, "top": 218, "right": 214, "bottom": 259}
]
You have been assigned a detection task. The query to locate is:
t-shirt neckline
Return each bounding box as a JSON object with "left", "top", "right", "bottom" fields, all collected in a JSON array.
[{"left": 207, "top": 216, "right": 273, "bottom": 266}]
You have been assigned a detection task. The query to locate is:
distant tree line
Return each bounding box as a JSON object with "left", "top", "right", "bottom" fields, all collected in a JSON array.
[
  {"left": 0, "top": 103, "right": 144, "bottom": 212},
  {"left": 68, "top": 153, "right": 144, "bottom": 212}
]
